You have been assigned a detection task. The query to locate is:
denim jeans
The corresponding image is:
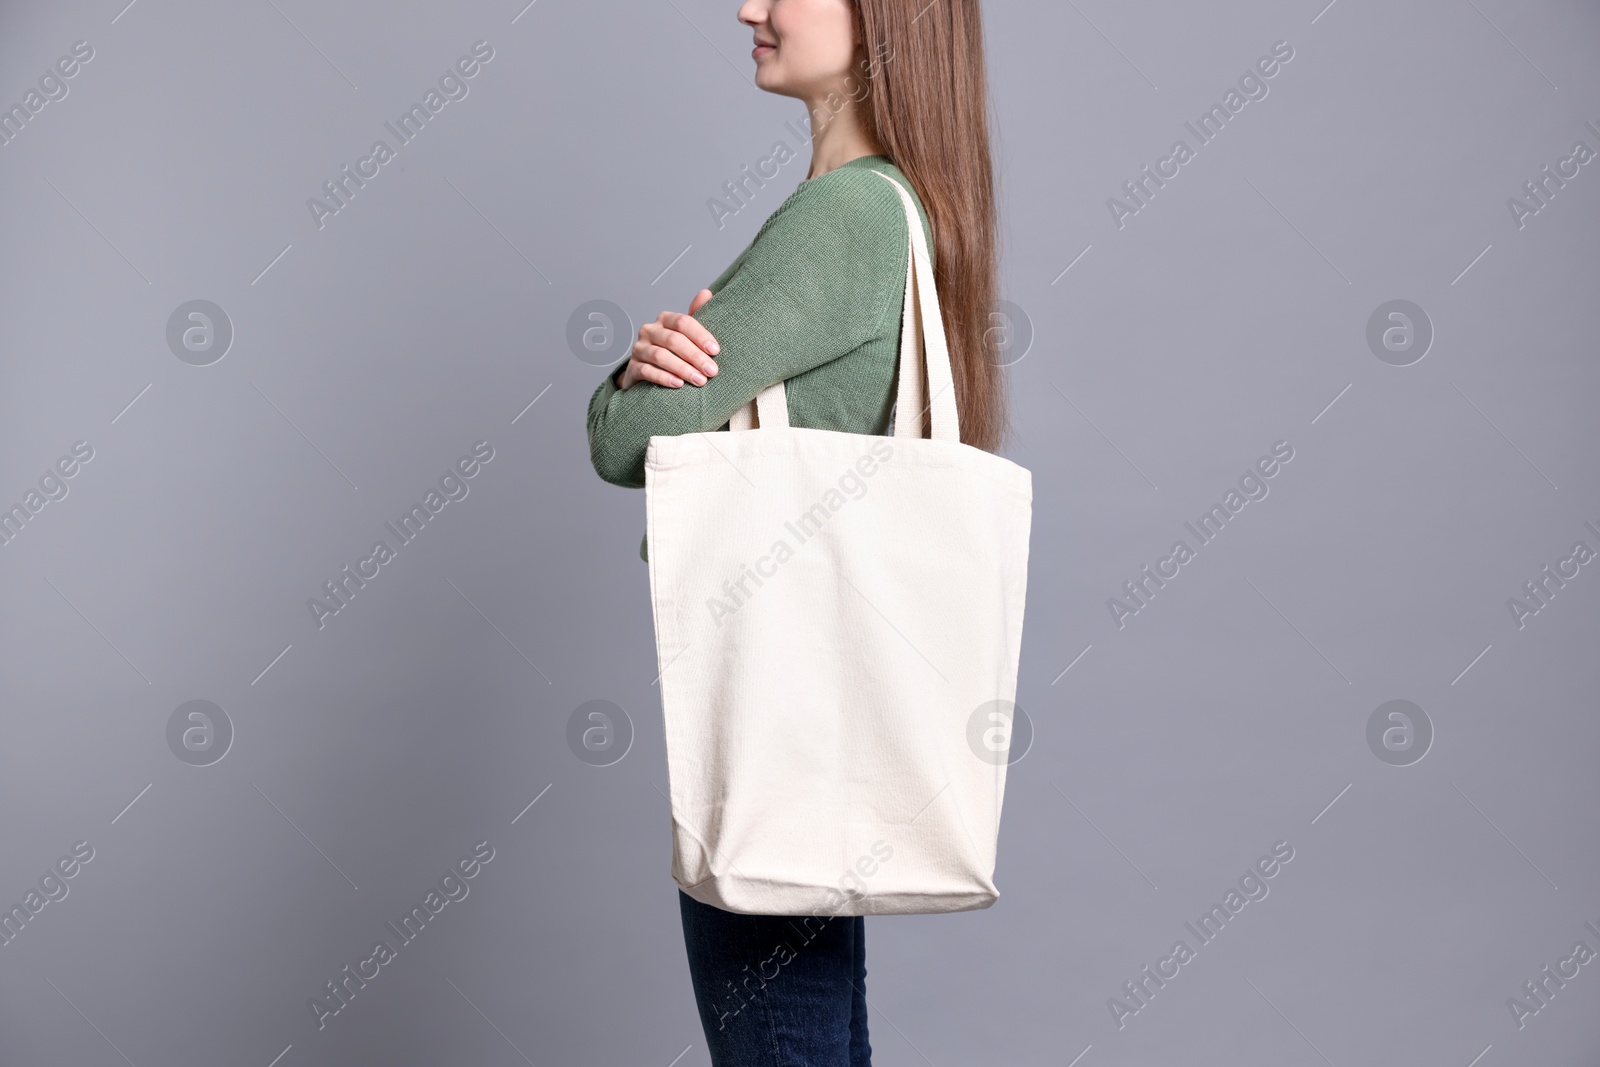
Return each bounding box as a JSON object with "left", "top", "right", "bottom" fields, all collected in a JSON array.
[{"left": 678, "top": 890, "right": 871, "bottom": 1066}]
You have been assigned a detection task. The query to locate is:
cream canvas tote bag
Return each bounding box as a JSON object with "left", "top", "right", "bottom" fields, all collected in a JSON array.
[{"left": 644, "top": 171, "right": 1032, "bottom": 916}]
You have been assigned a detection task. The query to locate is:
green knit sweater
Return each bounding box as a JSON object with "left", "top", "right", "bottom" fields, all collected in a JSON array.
[{"left": 585, "top": 155, "right": 933, "bottom": 562}]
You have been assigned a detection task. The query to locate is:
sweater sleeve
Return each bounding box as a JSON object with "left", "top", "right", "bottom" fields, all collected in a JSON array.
[{"left": 584, "top": 167, "right": 911, "bottom": 490}]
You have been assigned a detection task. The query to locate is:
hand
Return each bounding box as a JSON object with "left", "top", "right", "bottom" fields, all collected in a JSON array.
[{"left": 617, "top": 289, "right": 720, "bottom": 389}]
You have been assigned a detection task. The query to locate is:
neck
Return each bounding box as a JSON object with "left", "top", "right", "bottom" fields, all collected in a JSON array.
[{"left": 802, "top": 93, "right": 885, "bottom": 180}]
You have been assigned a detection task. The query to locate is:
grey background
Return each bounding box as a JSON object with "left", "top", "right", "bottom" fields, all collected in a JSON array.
[{"left": 1, "top": 0, "right": 1597, "bottom": 1064}]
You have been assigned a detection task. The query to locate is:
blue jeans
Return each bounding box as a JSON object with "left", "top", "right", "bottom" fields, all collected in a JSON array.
[{"left": 678, "top": 890, "right": 871, "bottom": 1065}]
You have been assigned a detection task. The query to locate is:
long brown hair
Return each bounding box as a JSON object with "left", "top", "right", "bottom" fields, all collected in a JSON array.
[{"left": 852, "top": 0, "right": 1009, "bottom": 453}]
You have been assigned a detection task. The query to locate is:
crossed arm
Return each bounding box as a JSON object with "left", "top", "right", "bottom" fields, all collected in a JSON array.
[{"left": 585, "top": 167, "right": 909, "bottom": 489}]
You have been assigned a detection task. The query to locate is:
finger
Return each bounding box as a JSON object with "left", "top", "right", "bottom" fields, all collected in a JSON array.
[
  {"left": 635, "top": 361, "right": 686, "bottom": 388},
  {"left": 688, "top": 288, "right": 713, "bottom": 316},
  {"left": 665, "top": 310, "right": 720, "bottom": 359},
  {"left": 637, "top": 343, "right": 704, "bottom": 386},
  {"left": 642, "top": 324, "right": 718, "bottom": 379},
  {"left": 644, "top": 316, "right": 715, "bottom": 364}
]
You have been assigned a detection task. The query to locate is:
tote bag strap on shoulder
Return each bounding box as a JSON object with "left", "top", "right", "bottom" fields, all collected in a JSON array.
[{"left": 728, "top": 171, "right": 961, "bottom": 443}]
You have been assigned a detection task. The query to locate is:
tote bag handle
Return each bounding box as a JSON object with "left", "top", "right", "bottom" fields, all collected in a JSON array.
[{"left": 728, "top": 171, "right": 960, "bottom": 442}]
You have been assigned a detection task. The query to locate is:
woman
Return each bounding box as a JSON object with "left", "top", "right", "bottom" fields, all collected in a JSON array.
[{"left": 586, "top": 0, "right": 1007, "bottom": 1062}]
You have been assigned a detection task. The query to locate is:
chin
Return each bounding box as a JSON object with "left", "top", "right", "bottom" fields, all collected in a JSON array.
[
  {"left": 745, "top": 66, "right": 800, "bottom": 99},
  {"left": 753, "top": 68, "right": 801, "bottom": 100}
]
